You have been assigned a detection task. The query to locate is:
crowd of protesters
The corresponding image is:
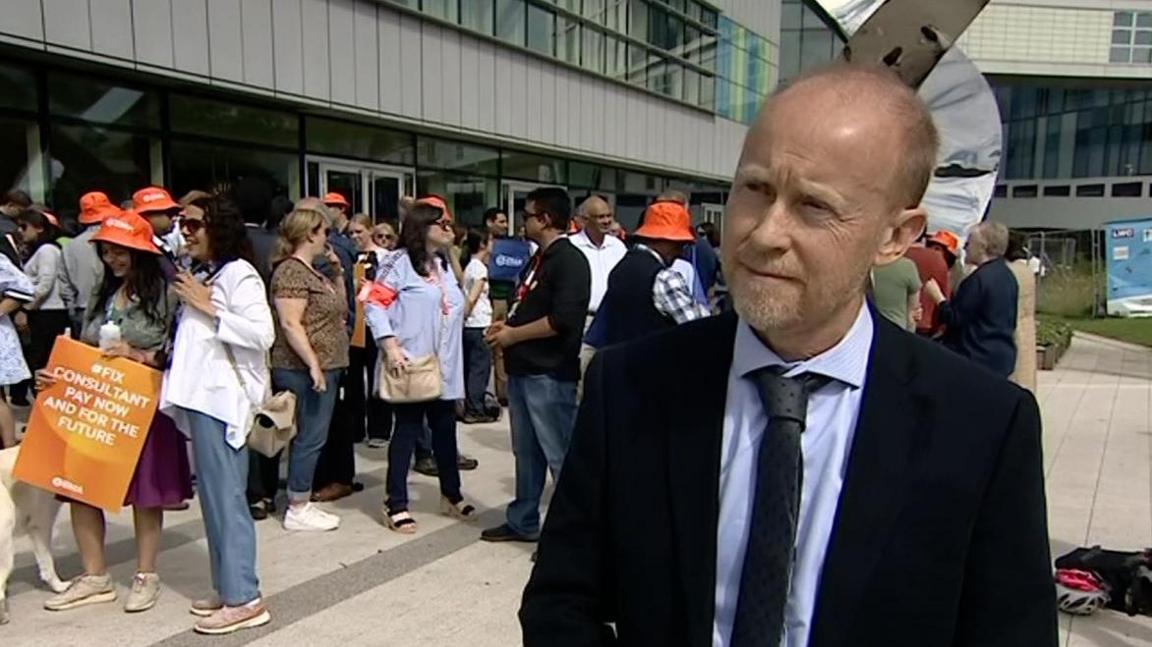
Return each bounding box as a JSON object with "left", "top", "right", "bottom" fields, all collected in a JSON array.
[{"left": 0, "top": 171, "right": 1038, "bottom": 636}]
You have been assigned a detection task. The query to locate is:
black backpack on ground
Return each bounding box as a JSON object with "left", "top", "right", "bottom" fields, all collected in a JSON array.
[{"left": 1055, "top": 545, "right": 1152, "bottom": 616}]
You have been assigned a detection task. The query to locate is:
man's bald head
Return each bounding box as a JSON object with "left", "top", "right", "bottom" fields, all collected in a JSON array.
[
  {"left": 760, "top": 63, "right": 939, "bottom": 209},
  {"left": 579, "top": 195, "right": 614, "bottom": 237}
]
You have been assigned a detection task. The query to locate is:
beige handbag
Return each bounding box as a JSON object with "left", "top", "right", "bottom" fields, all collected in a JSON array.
[
  {"left": 377, "top": 261, "right": 449, "bottom": 404},
  {"left": 379, "top": 353, "right": 443, "bottom": 403},
  {"left": 224, "top": 344, "right": 298, "bottom": 457}
]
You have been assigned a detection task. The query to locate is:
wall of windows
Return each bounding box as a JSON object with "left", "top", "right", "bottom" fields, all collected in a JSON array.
[
  {"left": 0, "top": 57, "right": 729, "bottom": 232},
  {"left": 383, "top": 0, "right": 719, "bottom": 109},
  {"left": 995, "top": 82, "right": 1152, "bottom": 180},
  {"left": 714, "top": 17, "right": 774, "bottom": 124},
  {"left": 779, "top": 0, "right": 841, "bottom": 85},
  {"left": 1111, "top": 10, "right": 1152, "bottom": 65}
]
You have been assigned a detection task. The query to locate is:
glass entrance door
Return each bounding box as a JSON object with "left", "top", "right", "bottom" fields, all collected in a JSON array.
[
  {"left": 503, "top": 181, "right": 567, "bottom": 236},
  {"left": 308, "top": 157, "right": 414, "bottom": 223}
]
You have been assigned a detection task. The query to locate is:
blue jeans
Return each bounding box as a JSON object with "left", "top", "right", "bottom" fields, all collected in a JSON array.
[
  {"left": 463, "top": 328, "right": 493, "bottom": 416},
  {"left": 182, "top": 408, "right": 261, "bottom": 606},
  {"left": 386, "top": 399, "right": 462, "bottom": 512},
  {"left": 505, "top": 374, "right": 578, "bottom": 536},
  {"left": 272, "top": 368, "right": 342, "bottom": 502}
]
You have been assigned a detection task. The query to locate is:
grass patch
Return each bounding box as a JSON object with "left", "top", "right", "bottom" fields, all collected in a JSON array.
[
  {"left": 1036, "top": 263, "right": 1102, "bottom": 319},
  {"left": 1042, "top": 314, "right": 1152, "bottom": 348}
]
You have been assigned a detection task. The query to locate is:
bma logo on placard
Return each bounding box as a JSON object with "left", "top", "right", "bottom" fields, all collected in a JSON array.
[
  {"left": 495, "top": 255, "right": 526, "bottom": 268},
  {"left": 1113, "top": 228, "right": 1135, "bottom": 239}
]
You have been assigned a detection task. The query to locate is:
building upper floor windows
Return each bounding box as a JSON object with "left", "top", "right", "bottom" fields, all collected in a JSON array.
[
  {"left": 382, "top": 0, "right": 722, "bottom": 111},
  {"left": 1111, "top": 11, "right": 1152, "bottom": 64}
]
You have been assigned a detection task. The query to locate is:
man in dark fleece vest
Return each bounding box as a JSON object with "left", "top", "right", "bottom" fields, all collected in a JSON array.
[{"left": 597, "top": 201, "right": 711, "bottom": 346}]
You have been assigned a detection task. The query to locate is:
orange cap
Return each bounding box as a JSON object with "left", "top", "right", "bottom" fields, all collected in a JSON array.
[
  {"left": 132, "top": 187, "right": 179, "bottom": 214},
  {"left": 928, "top": 230, "right": 960, "bottom": 258},
  {"left": 323, "top": 192, "right": 351, "bottom": 208},
  {"left": 90, "top": 210, "right": 161, "bottom": 255},
  {"left": 634, "top": 201, "right": 695, "bottom": 243},
  {"left": 415, "top": 195, "right": 452, "bottom": 222},
  {"left": 79, "top": 191, "right": 120, "bottom": 225}
]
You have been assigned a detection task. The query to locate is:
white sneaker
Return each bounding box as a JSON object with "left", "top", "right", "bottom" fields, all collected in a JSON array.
[{"left": 283, "top": 503, "right": 340, "bottom": 531}]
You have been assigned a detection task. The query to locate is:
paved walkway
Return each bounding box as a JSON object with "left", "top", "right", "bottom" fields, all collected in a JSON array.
[{"left": 3, "top": 332, "right": 1152, "bottom": 645}]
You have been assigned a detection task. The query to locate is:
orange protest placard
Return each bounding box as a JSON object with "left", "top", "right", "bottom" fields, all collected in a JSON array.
[{"left": 13, "top": 336, "right": 162, "bottom": 511}]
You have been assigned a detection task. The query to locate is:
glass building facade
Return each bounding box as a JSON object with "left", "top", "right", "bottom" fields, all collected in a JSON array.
[
  {"left": 995, "top": 82, "right": 1152, "bottom": 180},
  {"left": 0, "top": 58, "right": 728, "bottom": 230},
  {"left": 778, "top": 0, "right": 840, "bottom": 85},
  {"left": 714, "top": 17, "right": 774, "bottom": 123},
  {"left": 383, "top": 0, "right": 721, "bottom": 110}
]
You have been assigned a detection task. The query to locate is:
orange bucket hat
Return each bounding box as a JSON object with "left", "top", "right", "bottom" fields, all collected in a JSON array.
[
  {"left": 634, "top": 201, "right": 695, "bottom": 243},
  {"left": 323, "top": 192, "right": 351, "bottom": 209},
  {"left": 79, "top": 191, "right": 121, "bottom": 225},
  {"left": 415, "top": 195, "right": 452, "bottom": 222},
  {"left": 132, "top": 186, "right": 179, "bottom": 215},
  {"left": 91, "top": 210, "right": 161, "bottom": 255},
  {"left": 928, "top": 230, "right": 960, "bottom": 259}
]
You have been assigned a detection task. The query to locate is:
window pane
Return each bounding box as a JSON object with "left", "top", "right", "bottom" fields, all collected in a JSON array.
[
  {"left": 582, "top": 27, "right": 605, "bottom": 72},
  {"left": 700, "top": 7, "right": 717, "bottom": 29},
  {"left": 606, "top": 0, "right": 627, "bottom": 31},
  {"left": 497, "top": 0, "right": 526, "bottom": 46},
  {"left": 629, "top": 0, "right": 648, "bottom": 39},
  {"left": 683, "top": 67, "right": 700, "bottom": 105},
  {"left": 417, "top": 172, "right": 498, "bottom": 227},
  {"left": 685, "top": 1, "right": 701, "bottom": 23},
  {"left": 1114, "top": 29, "right": 1132, "bottom": 45},
  {"left": 0, "top": 117, "right": 39, "bottom": 203},
  {"left": 0, "top": 63, "right": 37, "bottom": 112},
  {"left": 461, "top": 0, "right": 495, "bottom": 34},
  {"left": 1115, "top": 11, "right": 1134, "bottom": 27},
  {"left": 1138, "top": 12, "right": 1152, "bottom": 28},
  {"left": 782, "top": 2, "right": 802, "bottom": 28},
  {"left": 48, "top": 73, "right": 160, "bottom": 129},
  {"left": 699, "top": 74, "right": 715, "bottom": 109},
  {"left": 800, "top": 29, "right": 835, "bottom": 69},
  {"left": 170, "top": 141, "right": 298, "bottom": 224},
  {"left": 416, "top": 137, "right": 500, "bottom": 175},
  {"left": 802, "top": 5, "right": 826, "bottom": 29},
  {"left": 646, "top": 57, "right": 667, "bottom": 93},
  {"left": 49, "top": 124, "right": 154, "bottom": 222},
  {"left": 606, "top": 36, "right": 628, "bottom": 79},
  {"left": 502, "top": 150, "right": 566, "bottom": 183},
  {"left": 527, "top": 4, "right": 556, "bottom": 54},
  {"left": 422, "top": 0, "right": 457, "bottom": 21},
  {"left": 305, "top": 117, "right": 415, "bottom": 165},
  {"left": 558, "top": 17, "right": 581, "bottom": 64},
  {"left": 170, "top": 94, "right": 297, "bottom": 147},
  {"left": 1111, "top": 47, "right": 1132, "bottom": 63},
  {"left": 1135, "top": 47, "right": 1152, "bottom": 63},
  {"left": 628, "top": 46, "right": 651, "bottom": 85},
  {"left": 1136, "top": 31, "right": 1152, "bottom": 46},
  {"left": 583, "top": 0, "right": 606, "bottom": 23}
]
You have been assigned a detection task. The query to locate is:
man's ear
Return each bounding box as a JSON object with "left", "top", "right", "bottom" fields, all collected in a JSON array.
[{"left": 875, "top": 207, "right": 926, "bottom": 266}]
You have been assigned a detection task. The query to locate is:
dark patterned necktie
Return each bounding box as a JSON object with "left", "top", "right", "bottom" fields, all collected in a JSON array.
[{"left": 729, "top": 368, "right": 830, "bottom": 647}]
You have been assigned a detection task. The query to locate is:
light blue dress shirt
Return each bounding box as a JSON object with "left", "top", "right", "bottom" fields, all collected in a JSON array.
[
  {"left": 713, "top": 304, "right": 874, "bottom": 647},
  {"left": 365, "top": 250, "right": 465, "bottom": 401}
]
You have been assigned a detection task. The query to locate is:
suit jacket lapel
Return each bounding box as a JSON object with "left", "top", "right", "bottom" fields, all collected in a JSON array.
[
  {"left": 810, "top": 315, "right": 927, "bottom": 647},
  {"left": 668, "top": 312, "right": 736, "bottom": 646}
]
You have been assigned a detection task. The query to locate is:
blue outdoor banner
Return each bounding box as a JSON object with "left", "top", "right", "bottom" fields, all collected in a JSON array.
[
  {"left": 489, "top": 238, "right": 533, "bottom": 284},
  {"left": 1105, "top": 217, "right": 1152, "bottom": 316}
]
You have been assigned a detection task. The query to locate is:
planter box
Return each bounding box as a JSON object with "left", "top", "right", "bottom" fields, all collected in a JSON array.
[{"left": 1037, "top": 340, "right": 1070, "bottom": 371}]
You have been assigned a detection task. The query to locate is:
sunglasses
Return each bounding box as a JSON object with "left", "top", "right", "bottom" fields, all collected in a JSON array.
[
  {"left": 181, "top": 219, "right": 205, "bottom": 234},
  {"left": 373, "top": 233, "right": 396, "bottom": 241},
  {"left": 433, "top": 218, "right": 452, "bottom": 231}
]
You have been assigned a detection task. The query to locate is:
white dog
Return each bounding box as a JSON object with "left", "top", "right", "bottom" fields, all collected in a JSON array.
[{"left": 0, "top": 446, "right": 67, "bottom": 624}]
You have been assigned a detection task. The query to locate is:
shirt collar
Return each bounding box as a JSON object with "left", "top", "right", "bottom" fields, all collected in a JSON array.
[
  {"left": 634, "top": 243, "right": 668, "bottom": 267},
  {"left": 572, "top": 229, "right": 622, "bottom": 251},
  {"left": 731, "top": 302, "right": 873, "bottom": 390}
]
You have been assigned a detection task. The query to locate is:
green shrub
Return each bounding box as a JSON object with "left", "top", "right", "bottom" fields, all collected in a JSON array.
[
  {"left": 1036, "top": 318, "right": 1073, "bottom": 349},
  {"left": 1037, "top": 263, "right": 1101, "bottom": 318}
]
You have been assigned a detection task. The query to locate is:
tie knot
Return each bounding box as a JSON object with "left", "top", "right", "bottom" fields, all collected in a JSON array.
[{"left": 746, "top": 368, "right": 830, "bottom": 428}]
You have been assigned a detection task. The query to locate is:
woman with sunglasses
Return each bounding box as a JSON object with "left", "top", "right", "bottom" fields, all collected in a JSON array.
[
  {"left": 159, "top": 198, "right": 274, "bottom": 635},
  {"left": 266, "top": 206, "right": 349, "bottom": 530},
  {"left": 372, "top": 222, "right": 398, "bottom": 250},
  {"left": 40, "top": 211, "right": 190, "bottom": 615},
  {"left": 365, "top": 200, "right": 475, "bottom": 533},
  {"left": 13, "top": 209, "right": 68, "bottom": 402},
  {"left": 347, "top": 214, "right": 393, "bottom": 449}
]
